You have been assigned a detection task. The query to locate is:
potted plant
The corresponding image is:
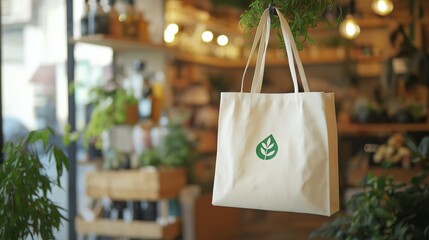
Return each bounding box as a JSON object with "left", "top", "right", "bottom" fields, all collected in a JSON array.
[
  {"left": 64, "top": 82, "right": 139, "bottom": 154},
  {"left": 0, "top": 128, "right": 69, "bottom": 239},
  {"left": 310, "top": 135, "right": 429, "bottom": 240},
  {"left": 135, "top": 121, "right": 196, "bottom": 221},
  {"left": 85, "top": 84, "right": 138, "bottom": 152},
  {"left": 138, "top": 121, "right": 196, "bottom": 169}
]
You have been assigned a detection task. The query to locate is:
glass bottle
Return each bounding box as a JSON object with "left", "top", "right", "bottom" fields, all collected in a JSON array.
[
  {"left": 88, "top": 0, "right": 109, "bottom": 34},
  {"left": 131, "top": 60, "right": 146, "bottom": 100},
  {"left": 121, "top": 0, "right": 138, "bottom": 37},
  {"left": 108, "top": 0, "right": 122, "bottom": 37},
  {"left": 150, "top": 72, "right": 165, "bottom": 124},
  {"left": 80, "top": 0, "right": 90, "bottom": 36},
  {"left": 137, "top": 12, "right": 150, "bottom": 42}
]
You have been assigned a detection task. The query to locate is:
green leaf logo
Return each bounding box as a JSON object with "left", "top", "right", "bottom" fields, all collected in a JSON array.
[{"left": 256, "top": 134, "right": 278, "bottom": 160}]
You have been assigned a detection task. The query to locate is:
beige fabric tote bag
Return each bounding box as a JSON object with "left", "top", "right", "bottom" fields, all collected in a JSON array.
[{"left": 212, "top": 7, "right": 339, "bottom": 216}]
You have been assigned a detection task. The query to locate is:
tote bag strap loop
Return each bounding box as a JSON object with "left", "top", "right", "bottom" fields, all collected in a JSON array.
[
  {"left": 240, "top": 7, "right": 310, "bottom": 93},
  {"left": 250, "top": 11, "right": 271, "bottom": 94},
  {"left": 276, "top": 7, "right": 309, "bottom": 92},
  {"left": 240, "top": 9, "right": 270, "bottom": 93}
]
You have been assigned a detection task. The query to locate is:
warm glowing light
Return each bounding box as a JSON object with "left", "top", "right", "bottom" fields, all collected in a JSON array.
[
  {"left": 217, "top": 35, "right": 228, "bottom": 46},
  {"left": 372, "top": 0, "right": 393, "bottom": 16},
  {"left": 339, "top": 15, "right": 360, "bottom": 39},
  {"left": 164, "top": 32, "right": 175, "bottom": 43},
  {"left": 118, "top": 14, "right": 126, "bottom": 22},
  {"left": 164, "top": 23, "right": 179, "bottom": 43},
  {"left": 201, "top": 31, "right": 214, "bottom": 42},
  {"left": 166, "top": 23, "right": 179, "bottom": 35}
]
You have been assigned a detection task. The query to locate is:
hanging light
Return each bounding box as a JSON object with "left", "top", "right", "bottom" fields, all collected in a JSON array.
[
  {"left": 165, "top": 23, "right": 179, "bottom": 35},
  {"left": 201, "top": 31, "right": 214, "bottom": 42},
  {"left": 339, "top": 14, "right": 360, "bottom": 39},
  {"left": 372, "top": 0, "right": 393, "bottom": 16},
  {"left": 164, "top": 32, "right": 175, "bottom": 43},
  {"left": 164, "top": 23, "right": 179, "bottom": 43},
  {"left": 217, "top": 35, "right": 228, "bottom": 46},
  {"left": 339, "top": 0, "right": 360, "bottom": 39}
]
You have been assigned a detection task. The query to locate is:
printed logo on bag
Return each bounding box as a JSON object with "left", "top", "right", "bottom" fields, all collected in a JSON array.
[{"left": 256, "top": 134, "right": 278, "bottom": 160}]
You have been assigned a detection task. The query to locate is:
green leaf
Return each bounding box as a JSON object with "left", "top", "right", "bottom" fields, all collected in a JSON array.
[
  {"left": 377, "top": 176, "right": 386, "bottom": 190},
  {"left": 54, "top": 146, "right": 69, "bottom": 171},
  {"left": 418, "top": 137, "right": 429, "bottom": 159},
  {"left": 404, "top": 134, "right": 418, "bottom": 154},
  {"left": 256, "top": 134, "right": 278, "bottom": 160},
  {"left": 29, "top": 129, "right": 51, "bottom": 150}
]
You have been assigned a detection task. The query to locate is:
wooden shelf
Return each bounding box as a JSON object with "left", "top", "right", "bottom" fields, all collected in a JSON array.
[
  {"left": 358, "top": 16, "right": 429, "bottom": 28},
  {"left": 174, "top": 51, "right": 347, "bottom": 68},
  {"left": 86, "top": 168, "right": 186, "bottom": 201},
  {"left": 338, "top": 123, "right": 429, "bottom": 135},
  {"left": 352, "top": 55, "right": 384, "bottom": 63},
  {"left": 347, "top": 168, "right": 422, "bottom": 187},
  {"left": 75, "top": 217, "right": 181, "bottom": 240},
  {"left": 165, "top": 0, "right": 243, "bottom": 36},
  {"left": 73, "top": 35, "right": 348, "bottom": 67},
  {"left": 71, "top": 35, "right": 169, "bottom": 52}
]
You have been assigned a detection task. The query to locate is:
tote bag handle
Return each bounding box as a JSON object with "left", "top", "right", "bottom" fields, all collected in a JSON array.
[{"left": 240, "top": 7, "right": 310, "bottom": 94}]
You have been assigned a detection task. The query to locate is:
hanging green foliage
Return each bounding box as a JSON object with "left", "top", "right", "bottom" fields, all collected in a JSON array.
[{"left": 240, "top": 0, "right": 339, "bottom": 50}]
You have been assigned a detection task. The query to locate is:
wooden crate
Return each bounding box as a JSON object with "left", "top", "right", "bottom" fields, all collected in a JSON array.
[
  {"left": 86, "top": 168, "right": 186, "bottom": 200},
  {"left": 75, "top": 217, "right": 181, "bottom": 240}
]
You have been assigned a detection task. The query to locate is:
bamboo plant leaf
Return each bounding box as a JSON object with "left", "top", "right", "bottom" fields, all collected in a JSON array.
[{"left": 0, "top": 128, "right": 69, "bottom": 239}]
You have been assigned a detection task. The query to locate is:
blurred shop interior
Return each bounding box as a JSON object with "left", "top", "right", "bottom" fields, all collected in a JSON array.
[{"left": 1, "top": 0, "right": 429, "bottom": 239}]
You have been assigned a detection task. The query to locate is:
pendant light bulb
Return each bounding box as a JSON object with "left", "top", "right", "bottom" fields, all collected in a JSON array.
[
  {"left": 201, "top": 31, "right": 214, "bottom": 42},
  {"left": 217, "top": 35, "right": 229, "bottom": 46},
  {"left": 372, "top": 0, "right": 393, "bottom": 16},
  {"left": 339, "top": 14, "right": 360, "bottom": 39}
]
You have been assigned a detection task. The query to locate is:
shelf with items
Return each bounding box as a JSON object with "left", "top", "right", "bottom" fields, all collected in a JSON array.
[
  {"left": 165, "top": 0, "right": 243, "bottom": 36},
  {"left": 347, "top": 167, "right": 422, "bottom": 187},
  {"left": 75, "top": 217, "right": 181, "bottom": 240},
  {"left": 314, "top": 16, "right": 429, "bottom": 32},
  {"left": 71, "top": 34, "right": 169, "bottom": 52},
  {"left": 76, "top": 167, "right": 186, "bottom": 239},
  {"left": 85, "top": 167, "right": 186, "bottom": 200},
  {"left": 357, "top": 16, "right": 429, "bottom": 28},
  {"left": 72, "top": 35, "right": 351, "bottom": 67},
  {"left": 172, "top": 51, "right": 347, "bottom": 68},
  {"left": 338, "top": 123, "right": 429, "bottom": 135}
]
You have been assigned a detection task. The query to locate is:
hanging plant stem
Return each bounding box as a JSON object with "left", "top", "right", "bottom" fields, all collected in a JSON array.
[{"left": 240, "top": 0, "right": 340, "bottom": 50}]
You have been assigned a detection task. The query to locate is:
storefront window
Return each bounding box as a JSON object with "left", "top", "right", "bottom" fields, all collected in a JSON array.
[{"left": 2, "top": 0, "right": 68, "bottom": 238}]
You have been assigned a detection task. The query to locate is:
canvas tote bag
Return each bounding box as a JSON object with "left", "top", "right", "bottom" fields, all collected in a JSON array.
[{"left": 212, "top": 7, "right": 339, "bottom": 216}]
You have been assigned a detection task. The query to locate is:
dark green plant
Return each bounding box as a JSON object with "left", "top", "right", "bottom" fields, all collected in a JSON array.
[
  {"left": 0, "top": 128, "right": 69, "bottom": 240},
  {"left": 103, "top": 150, "right": 129, "bottom": 169},
  {"left": 310, "top": 136, "right": 429, "bottom": 240},
  {"left": 140, "top": 148, "right": 162, "bottom": 167},
  {"left": 212, "top": 0, "right": 253, "bottom": 10},
  {"left": 140, "top": 122, "right": 196, "bottom": 168},
  {"left": 405, "top": 135, "right": 429, "bottom": 169},
  {"left": 240, "top": 0, "right": 339, "bottom": 50}
]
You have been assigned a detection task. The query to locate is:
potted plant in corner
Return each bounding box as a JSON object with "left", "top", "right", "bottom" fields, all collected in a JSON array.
[
  {"left": 0, "top": 128, "right": 69, "bottom": 239},
  {"left": 310, "top": 135, "right": 429, "bottom": 240}
]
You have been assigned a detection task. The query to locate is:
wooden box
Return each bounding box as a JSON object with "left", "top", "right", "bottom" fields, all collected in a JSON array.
[
  {"left": 195, "top": 194, "right": 240, "bottom": 240},
  {"left": 75, "top": 217, "right": 181, "bottom": 240},
  {"left": 86, "top": 168, "right": 186, "bottom": 200}
]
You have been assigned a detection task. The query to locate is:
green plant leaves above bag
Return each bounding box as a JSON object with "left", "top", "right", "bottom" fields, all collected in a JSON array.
[{"left": 256, "top": 134, "right": 278, "bottom": 160}]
